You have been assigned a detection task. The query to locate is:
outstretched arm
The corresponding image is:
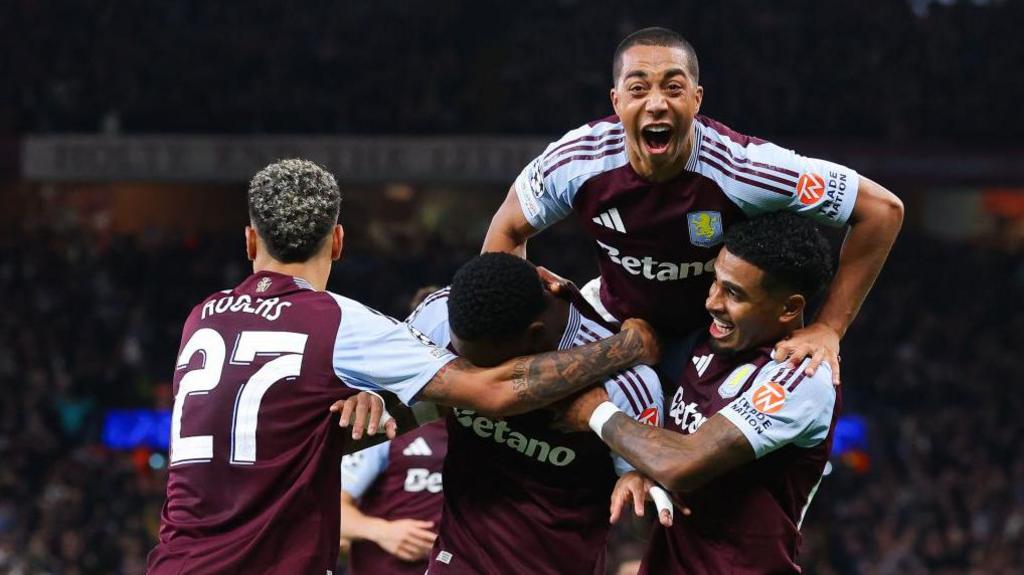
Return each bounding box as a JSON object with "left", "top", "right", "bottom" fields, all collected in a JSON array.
[
  {"left": 776, "top": 177, "right": 903, "bottom": 383},
  {"left": 416, "top": 318, "right": 659, "bottom": 417},
  {"left": 481, "top": 185, "right": 538, "bottom": 257}
]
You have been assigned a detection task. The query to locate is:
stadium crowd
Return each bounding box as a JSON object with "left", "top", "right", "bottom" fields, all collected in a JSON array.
[
  {"left": 3, "top": 0, "right": 1021, "bottom": 142},
  {"left": 0, "top": 190, "right": 1020, "bottom": 574}
]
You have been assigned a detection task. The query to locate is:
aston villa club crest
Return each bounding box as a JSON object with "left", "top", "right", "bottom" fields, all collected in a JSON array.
[
  {"left": 256, "top": 277, "right": 272, "bottom": 293},
  {"left": 687, "top": 211, "right": 723, "bottom": 248}
]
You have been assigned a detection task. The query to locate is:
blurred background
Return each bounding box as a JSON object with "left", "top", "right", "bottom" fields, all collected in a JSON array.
[{"left": 1, "top": 0, "right": 1023, "bottom": 573}]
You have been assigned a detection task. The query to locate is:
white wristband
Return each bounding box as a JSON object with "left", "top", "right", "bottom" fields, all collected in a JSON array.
[
  {"left": 588, "top": 401, "right": 621, "bottom": 440},
  {"left": 362, "top": 390, "right": 394, "bottom": 430},
  {"left": 648, "top": 485, "right": 674, "bottom": 522}
]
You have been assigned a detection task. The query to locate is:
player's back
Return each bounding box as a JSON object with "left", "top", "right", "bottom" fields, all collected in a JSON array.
[{"left": 148, "top": 271, "right": 359, "bottom": 575}]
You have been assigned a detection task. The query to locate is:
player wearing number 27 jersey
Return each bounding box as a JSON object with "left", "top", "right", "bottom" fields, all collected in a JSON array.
[{"left": 147, "top": 160, "right": 660, "bottom": 575}]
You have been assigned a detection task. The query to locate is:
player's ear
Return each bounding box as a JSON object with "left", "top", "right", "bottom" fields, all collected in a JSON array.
[
  {"left": 526, "top": 320, "right": 547, "bottom": 353},
  {"left": 779, "top": 293, "right": 805, "bottom": 324},
  {"left": 245, "top": 226, "right": 258, "bottom": 261},
  {"left": 693, "top": 84, "right": 703, "bottom": 114},
  {"left": 610, "top": 87, "right": 621, "bottom": 114},
  {"left": 331, "top": 224, "right": 344, "bottom": 261}
]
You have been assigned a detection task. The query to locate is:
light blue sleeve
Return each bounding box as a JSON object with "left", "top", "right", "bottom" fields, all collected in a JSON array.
[
  {"left": 603, "top": 364, "right": 664, "bottom": 476},
  {"left": 341, "top": 441, "right": 390, "bottom": 499},
  {"left": 718, "top": 359, "right": 836, "bottom": 458},
  {"left": 329, "top": 293, "right": 458, "bottom": 405},
  {"left": 405, "top": 288, "right": 452, "bottom": 349}
]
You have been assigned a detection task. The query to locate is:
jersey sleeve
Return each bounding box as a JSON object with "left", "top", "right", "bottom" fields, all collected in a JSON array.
[
  {"left": 696, "top": 123, "right": 860, "bottom": 227},
  {"left": 718, "top": 360, "right": 837, "bottom": 458},
  {"left": 329, "top": 293, "right": 458, "bottom": 405},
  {"left": 340, "top": 441, "right": 390, "bottom": 499},
  {"left": 602, "top": 365, "right": 662, "bottom": 476},
  {"left": 405, "top": 288, "right": 452, "bottom": 349},
  {"left": 513, "top": 121, "right": 628, "bottom": 231}
]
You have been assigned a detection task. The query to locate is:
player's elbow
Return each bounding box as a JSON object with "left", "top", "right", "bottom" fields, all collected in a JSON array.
[
  {"left": 661, "top": 461, "right": 712, "bottom": 493},
  {"left": 860, "top": 181, "right": 904, "bottom": 230}
]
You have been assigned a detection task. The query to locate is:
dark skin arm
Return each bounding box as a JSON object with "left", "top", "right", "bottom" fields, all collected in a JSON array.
[
  {"left": 414, "top": 318, "right": 659, "bottom": 418},
  {"left": 562, "top": 388, "right": 752, "bottom": 493}
]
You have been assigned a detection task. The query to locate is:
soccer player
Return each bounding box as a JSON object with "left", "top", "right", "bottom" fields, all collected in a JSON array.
[
  {"left": 145, "top": 159, "right": 659, "bottom": 574},
  {"left": 483, "top": 26, "right": 903, "bottom": 384},
  {"left": 560, "top": 212, "right": 841, "bottom": 574},
  {"left": 406, "top": 253, "right": 664, "bottom": 575},
  {"left": 339, "top": 419, "right": 447, "bottom": 575}
]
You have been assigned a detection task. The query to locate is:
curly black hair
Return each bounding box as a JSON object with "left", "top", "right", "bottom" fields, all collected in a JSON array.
[
  {"left": 723, "top": 212, "right": 834, "bottom": 298},
  {"left": 248, "top": 159, "right": 340, "bottom": 263},
  {"left": 448, "top": 253, "right": 546, "bottom": 342}
]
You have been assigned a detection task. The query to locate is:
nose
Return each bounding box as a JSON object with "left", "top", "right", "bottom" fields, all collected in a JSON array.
[
  {"left": 706, "top": 282, "right": 724, "bottom": 313},
  {"left": 645, "top": 91, "right": 668, "bottom": 115}
]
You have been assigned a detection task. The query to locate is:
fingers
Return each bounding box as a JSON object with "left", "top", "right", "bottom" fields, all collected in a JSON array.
[
  {"left": 609, "top": 486, "right": 629, "bottom": 524},
  {"left": 829, "top": 353, "right": 841, "bottom": 386},
  {"left": 385, "top": 419, "right": 398, "bottom": 439},
  {"left": 648, "top": 486, "right": 673, "bottom": 527},
  {"left": 350, "top": 394, "right": 370, "bottom": 440},
  {"left": 338, "top": 396, "right": 356, "bottom": 429},
  {"left": 804, "top": 347, "right": 826, "bottom": 377},
  {"left": 630, "top": 481, "right": 645, "bottom": 517},
  {"left": 659, "top": 509, "right": 673, "bottom": 527},
  {"left": 366, "top": 394, "right": 383, "bottom": 436}
]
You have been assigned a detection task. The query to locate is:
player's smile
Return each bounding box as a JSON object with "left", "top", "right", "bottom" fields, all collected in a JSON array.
[{"left": 708, "top": 314, "right": 735, "bottom": 340}]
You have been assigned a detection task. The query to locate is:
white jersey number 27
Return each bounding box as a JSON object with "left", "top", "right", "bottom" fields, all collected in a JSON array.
[{"left": 170, "top": 328, "right": 308, "bottom": 466}]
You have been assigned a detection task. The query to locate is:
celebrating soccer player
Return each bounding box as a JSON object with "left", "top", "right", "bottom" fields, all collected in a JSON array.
[
  {"left": 483, "top": 27, "right": 903, "bottom": 384},
  {"left": 560, "top": 212, "right": 841, "bottom": 574},
  {"left": 403, "top": 253, "right": 663, "bottom": 575},
  {"left": 146, "top": 159, "right": 660, "bottom": 574}
]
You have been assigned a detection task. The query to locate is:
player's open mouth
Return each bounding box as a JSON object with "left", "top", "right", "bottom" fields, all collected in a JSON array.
[
  {"left": 641, "top": 124, "right": 673, "bottom": 154},
  {"left": 709, "top": 317, "right": 734, "bottom": 338}
]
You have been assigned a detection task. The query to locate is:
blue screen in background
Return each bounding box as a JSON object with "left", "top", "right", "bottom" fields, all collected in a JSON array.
[
  {"left": 831, "top": 415, "right": 868, "bottom": 457},
  {"left": 102, "top": 409, "right": 171, "bottom": 450}
]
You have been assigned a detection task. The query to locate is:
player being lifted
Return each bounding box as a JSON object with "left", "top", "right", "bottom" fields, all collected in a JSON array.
[
  {"left": 404, "top": 253, "right": 664, "bottom": 575},
  {"left": 146, "top": 159, "right": 659, "bottom": 575},
  {"left": 484, "top": 27, "right": 903, "bottom": 384},
  {"left": 561, "top": 212, "right": 842, "bottom": 574}
]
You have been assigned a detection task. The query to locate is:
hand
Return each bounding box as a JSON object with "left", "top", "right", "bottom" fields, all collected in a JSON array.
[
  {"left": 610, "top": 472, "right": 687, "bottom": 527},
  {"left": 772, "top": 322, "right": 841, "bottom": 386},
  {"left": 372, "top": 518, "right": 437, "bottom": 562},
  {"left": 536, "top": 266, "right": 579, "bottom": 298},
  {"left": 621, "top": 318, "right": 661, "bottom": 365},
  {"left": 553, "top": 387, "right": 610, "bottom": 432},
  {"left": 330, "top": 392, "right": 397, "bottom": 440}
]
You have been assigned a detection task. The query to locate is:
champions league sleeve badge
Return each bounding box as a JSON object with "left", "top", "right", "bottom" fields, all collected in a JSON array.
[{"left": 687, "top": 211, "right": 724, "bottom": 248}]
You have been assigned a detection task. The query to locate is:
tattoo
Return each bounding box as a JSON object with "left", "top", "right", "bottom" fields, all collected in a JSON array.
[
  {"left": 601, "top": 412, "right": 753, "bottom": 492},
  {"left": 418, "top": 329, "right": 646, "bottom": 414},
  {"left": 508, "top": 328, "right": 644, "bottom": 410}
]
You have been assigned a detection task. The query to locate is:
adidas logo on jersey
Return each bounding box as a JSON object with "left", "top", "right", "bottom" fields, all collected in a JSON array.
[
  {"left": 597, "top": 241, "right": 715, "bottom": 282},
  {"left": 692, "top": 354, "right": 714, "bottom": 377},
  {"left": 402, "top": 437, "right": 433, "bottom": 457},
  {"left": 592, "top": 208, "right": 627, "bottom": 233}
]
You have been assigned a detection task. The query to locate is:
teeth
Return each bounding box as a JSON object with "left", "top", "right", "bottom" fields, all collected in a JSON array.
[
  {"left": 645, "top": 125, "right": 671, "bottom": 133},
  {"left": 713, "top": 319, "right": 733, "bottom": 330}
]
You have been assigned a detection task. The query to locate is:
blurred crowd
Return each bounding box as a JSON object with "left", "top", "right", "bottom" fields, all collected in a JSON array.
[
  {"left": 0, "top": 189, "right": 1021, "bottom": 574},
  {"left": 3, "top": 0, "right": 1021, "bottom": 143}
]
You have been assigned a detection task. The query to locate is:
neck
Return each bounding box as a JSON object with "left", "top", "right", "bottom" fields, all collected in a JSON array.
[
  {"left": 628, "top": 123, "right": 695, "bottom": 183},
  {"left": 539, "top": 291, "right": 572, "bottom": 351},
  {"left": 749, "top": 316, "right": 805, "bottom": 354},
  {"left": 253, "top": 255, "right": 331, "bottom": 291}
]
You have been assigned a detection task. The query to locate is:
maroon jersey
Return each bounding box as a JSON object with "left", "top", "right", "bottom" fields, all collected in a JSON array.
[
  {"left": 639, "top": 336, "right": 841, "bottom": 574},
  {"left": 513, "top": 115, "right": 860, "bottom": 336},
  {"left": 341, "top": 420, "right": 448, "bottom": 575},
  {"left": 147, "top": 271, "right": 455, "bottom": 575},
  {"left": 407, "top": 289, "right": 663, "bottom": 575}
]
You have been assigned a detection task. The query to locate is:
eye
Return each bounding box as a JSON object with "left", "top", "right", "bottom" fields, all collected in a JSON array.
[
  {"left": 666, "top": 83, "right": 684, "bottom": 95},
  {"left": 628, "top": 84, "right": 647, "bottom": 95}
]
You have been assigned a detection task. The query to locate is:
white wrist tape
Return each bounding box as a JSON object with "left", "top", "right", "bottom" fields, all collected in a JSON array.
[
  {"left": 362, "top": 390, "right": 393, "bottom": 430},
  {"left": 588, "top": 401, "right": 621, "bottom": 439},
  {"left": 648, "top": 485, "right": 674, "bottom": 521}
]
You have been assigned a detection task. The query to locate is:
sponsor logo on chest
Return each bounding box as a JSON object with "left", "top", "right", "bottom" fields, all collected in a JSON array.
[
  {"left": 453, "top": 408, "right": 577, "bottom": 467},
  {"left": 404, "top": 468, "right": 443, "bottom": 493},
  {"left": 668, "top": 387, "right": 708, "bottom": 434},
  {"left": 597, "top": 240, "right": 715, "bottom": 282}
]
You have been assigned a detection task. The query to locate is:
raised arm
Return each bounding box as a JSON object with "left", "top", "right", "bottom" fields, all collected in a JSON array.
[
  {"left": 415, "top": 318, "right": 660, "bottom": 417},
  {"left": 481, "top": 185, "right": 538, "bottom": 257},
  {"left": 776, "top": 176, "right": 904, "bottom": 382}
]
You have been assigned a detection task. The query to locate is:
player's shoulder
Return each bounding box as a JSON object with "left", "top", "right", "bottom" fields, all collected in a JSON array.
[
  {"left": 536, "top": 115, "right": 628, "bottom": 184},
  {"left": 694, "top": 114, "right": 769, "bottom": 149},
  {"left": 405, "top": 287, "right": 452, "bottom": 348},
  {"left": 755, "top": 357, "right": 835, "bottom": 404}
]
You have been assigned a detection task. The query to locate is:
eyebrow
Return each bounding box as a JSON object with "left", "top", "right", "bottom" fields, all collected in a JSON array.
[
  {"left": 623, "top": 68, "right": 690, "bottom": 82},
  {"left": 721, "top": 279, "right": 747, "bottom": 297}
]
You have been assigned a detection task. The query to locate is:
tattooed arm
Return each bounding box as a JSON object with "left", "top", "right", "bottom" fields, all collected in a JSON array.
[
  {"left": 601, "top": 412, "right": 753, "bottom": 493},
  {"left": 414, "top": 318, "right": 660, "bottom": 417},
  {"left": 559, "top": 387, "right": 752, "bottom": 493}
]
